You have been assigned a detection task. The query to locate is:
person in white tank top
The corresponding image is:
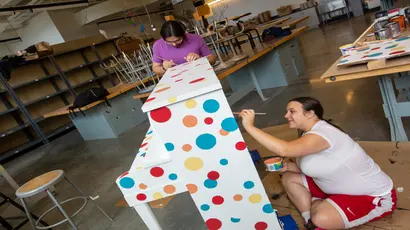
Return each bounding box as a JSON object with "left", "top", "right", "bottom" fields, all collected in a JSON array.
[{"left": 239, "top": 97, "right": 396, "bottom": 230}]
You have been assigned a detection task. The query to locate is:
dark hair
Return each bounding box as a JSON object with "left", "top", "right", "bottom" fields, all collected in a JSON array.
[
  {"left": 160, "top": 21, "right": 186, "bottom": 40},
  {"left": 289, "top": 97, "right": 344, "bottom": 132}
]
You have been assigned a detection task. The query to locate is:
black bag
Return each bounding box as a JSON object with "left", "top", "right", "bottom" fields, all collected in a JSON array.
[
  {"left": 261, "top": 26, "right": 292, "bottom": 42},
  {"left": 68, "top": 87, "right": 110, "bottom": 117}
]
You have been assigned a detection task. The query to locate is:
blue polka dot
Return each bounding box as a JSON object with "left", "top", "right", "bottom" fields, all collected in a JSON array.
[
  {"left": 165, "top": 143, "right": 174, "bottom": 151},
  {"left": 262, "top": 204, "right": 274, "bottom": 214},
  {"left": 203, "top": 99, "right": 220, "bottom": 113},
  {"left": 200, "top": 204, "right": 210, "bottom": 211},
  {"left": 140, "top": 153, "right": 146, "bottom": 157},
  {"left": 396, "top": 37, "right": 410, "bottom": 42},
  {"left": 147, "top": 130, "right": 153, "bottom": 134},
  {"left": 119, "top": 177, "right": 135, "bottom": 189},
  {"left": 339, "top": 59, "right": 348, "bottom": 64},
  {"left": 196, "top": 133, "right": 216, "bottom": 150},
  {"left": 231, "top": 217, "right": 241, "bottom": 223},
  {"left": 204, "top": 179, "right": 218, "bottom": 189},
  {"left": 386, "top": 44, "right": 399, "bottom": 49},
  {"left": 221, "top": 117, "right": 238, "bottom": 132},
  {"left": 169, "top": 173, "right": 178, "bottom": 180},
  {"left": 244, "top": 181, "right": 254, "bottom": 189},
  {"left": 220, "top": 159, "right": 228, "bottom": 166},
  {"left": 368, "top": 52, "right": 383, "bottom": 57}
]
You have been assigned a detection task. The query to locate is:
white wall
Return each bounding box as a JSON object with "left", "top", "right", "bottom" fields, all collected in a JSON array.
[
  {"left": 98, "top": 14, "right": 166, "bottom": 39},
  {"left": 209, "top": 0, "right": 305, "bottom": 22},
  {"left": 0, "top": 11, "right": 64, "bottom": 57},
  {"left": 48, "top": 8, "right": 100, "bottom": 42}
]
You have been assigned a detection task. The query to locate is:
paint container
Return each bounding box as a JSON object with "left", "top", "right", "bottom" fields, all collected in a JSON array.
[
  {"left": 375, "top": 11, "right": 388, "bottom": 18},
  {"left": 339, "top": 43, "right": 355, "bottom": 55},
  {"left": 264, "top": 157, "right": 283, "bottom": 172},
  {"left": 390, "top": 15, "right": 406, "bottom": 32},
  {"left": 374, "top": 18, "right": 389, "bottom": 31},
  {"left": 385, "top": 22, "right": 401, "bottom": 38},
  {"left": 405, "top": 8, "right": 410, "bottom": 26},
  {"left": 375, "top": 28, "right": 391, "bottom": 40}
]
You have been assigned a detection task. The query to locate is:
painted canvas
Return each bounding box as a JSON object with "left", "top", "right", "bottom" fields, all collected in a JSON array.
[
  {"left": 337, "top": 36, "right": 410, "bottom": 67},
  {"left": 116, "top": 58, "right": 282, "bottom": 229}
]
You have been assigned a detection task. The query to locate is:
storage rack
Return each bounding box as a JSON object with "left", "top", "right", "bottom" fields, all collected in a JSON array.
[{"left": 0, "top": 37, "right": 121, "bottom": 163}]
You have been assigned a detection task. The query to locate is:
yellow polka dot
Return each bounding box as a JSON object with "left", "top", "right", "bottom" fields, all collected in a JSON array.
[
  {"left": 392, "top": 46, "right": 405, "bottom": 51},
  {"left": 144, "top": 136, "right": 152, "bottom": 141},
  {"left": 157, "top": 84, "right": 165, "bottom": 87},
  {"left": 153, "top": 192, "right": 163, "bottom": 200},
  {"left": 185, "top": 99, "right": 197, "bottom": 109},
  {"left": 136, "top": 165, "right": 142, "bottom": 170},
  {"left": 248, "top": 194, "right": 262, "bottom": 203},
  {"left": 184, "top": 157, "right": 204, "bottom": 171},
  {"left": 168, "top": 97, "right": 177, "bottom": 103},
  {"left": 139, "top": 183, "right": 147, "bottom": 190}
]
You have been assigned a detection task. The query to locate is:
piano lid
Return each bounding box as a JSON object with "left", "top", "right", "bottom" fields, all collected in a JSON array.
[{"left": 141, "top": 57, "right": 222, "bottom": 113}]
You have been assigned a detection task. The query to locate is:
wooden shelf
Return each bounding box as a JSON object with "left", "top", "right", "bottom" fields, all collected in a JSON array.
[
  {"left": 0, "top": 107, "right": 19, "bottom": 116},
  {"left": 0, "top": 36, "right": 120, "bottom": 162},
  {"left": 12, "top": 74, "right": 59, "bottom": 90},
  {"left": 0, "top": 121, "right": 31, "bottom": 138},
  {"left": 0, "top": 138, "right": 43, "bottom": 163},
  {"left": 25, "top": 89, "right": 70, "bottom": 106}
]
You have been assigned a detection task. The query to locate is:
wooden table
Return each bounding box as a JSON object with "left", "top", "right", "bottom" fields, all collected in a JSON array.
[
  {"left": 321, "top": 25, "right": 410, "bottom": 141},
  {"left": 215, "top": 26, "right": 308, "bottom": 105},
  {"left": 44, "top": 82, "right": 150, "bottom": 140}
]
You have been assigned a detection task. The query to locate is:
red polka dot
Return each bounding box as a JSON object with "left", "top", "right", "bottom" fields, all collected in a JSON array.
[
  {"left": 390, "top": 50, "right": 405, "bottom": 55},
  {"left": 119, "top": 171, "right": 129, "bottom": 178},
  {"left": 212, "top": 196, "right": 224, "bottom": 205},
  {"left": 146, "top": 97, "right": 155, "bottom": 102},
  {"left": 136, "top": 193, "right": 147, "bottom": 201},
  {"left": 372, "top": 47, "right": 380, "bottom": 50},
  {"left": 150, "top": 107, "right": 172, "bottom": 123},
  {"left": 171, "top": 74, "right": 180, "bottom": 78},
  {"left": 204, "top": 117, "right": 213, "bottom": 124},
  {"left": 206, "top": 218, "right": 222, "bottom": 230},
  {"left": 207, "top": 171, "right": 220, "bottom": 180},
  {"left": 189, "top": 78, "right": 205, "bottom": 84},
  {"left": 255, "top": 222, "right": 268, "bottom": 230},
  {"left": 361, "top": 56, "right": 368, "bottom": 59},
  {"left": 343, "top": 54, "right": 350, "bottom": 58},
  {"left": 207, "top": 67, "right": 213, "bottom": 70},
  {"left": 140, "top": 143, "right": 148, "bottom": 148},
  {"left": 235, "top": 141, "right": 247, "bottom": 150},
  {"left": 150, "top": 167, "right": 164, "bottom": 177},
  {"left": 175, "top": 79, "right": 183, "bottom": 83}
]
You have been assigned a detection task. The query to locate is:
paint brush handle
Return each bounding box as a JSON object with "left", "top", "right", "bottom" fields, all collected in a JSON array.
[{"left": 233, "top": 112, "right": 266, "bottom": 116}]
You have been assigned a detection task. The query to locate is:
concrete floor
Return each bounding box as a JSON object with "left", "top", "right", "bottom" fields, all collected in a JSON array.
[{"left": 0, "top": 13, "right": 405, "bottom": 230}]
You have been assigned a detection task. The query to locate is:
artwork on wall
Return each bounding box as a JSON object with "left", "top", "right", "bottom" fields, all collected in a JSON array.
[
  {"left": 337, "top": 36, "right": 410, "bottom": 67},
  {"left": 116, "top": 58, "right": 282, "bottom": 229}
]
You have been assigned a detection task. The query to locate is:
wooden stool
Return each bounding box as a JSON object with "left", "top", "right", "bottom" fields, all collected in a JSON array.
[{"left": 15, "top": 170, "right": 112, "bottom": 230}]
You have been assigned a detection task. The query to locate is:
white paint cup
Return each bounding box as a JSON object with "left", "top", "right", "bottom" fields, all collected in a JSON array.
[{"left": 264, "top": 157, "right": 284, "bottom": 172}]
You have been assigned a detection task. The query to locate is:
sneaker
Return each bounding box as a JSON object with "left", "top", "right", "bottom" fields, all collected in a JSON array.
[{"left": 304, "top": 219, "right": 320, "bottom": 230}]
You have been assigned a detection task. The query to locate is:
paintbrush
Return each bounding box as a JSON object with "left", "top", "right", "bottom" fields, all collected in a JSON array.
[{"left": 233, "top": 112, "right": 266, "bottom": 116}]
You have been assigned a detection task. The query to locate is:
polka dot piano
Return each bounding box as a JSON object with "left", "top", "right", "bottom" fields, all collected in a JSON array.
[{"left": 116, "top": 57, "right": 282, "bottom": 230}]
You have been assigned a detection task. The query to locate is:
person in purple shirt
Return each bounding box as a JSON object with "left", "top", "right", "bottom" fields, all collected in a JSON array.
[{"left": 152, "top": 21, "right": 216, "bottom": 76}]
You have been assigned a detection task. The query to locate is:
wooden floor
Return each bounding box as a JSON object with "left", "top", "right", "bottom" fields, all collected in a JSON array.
[{"left": 243, "top": 125, "right": 410, "bottom": 230}]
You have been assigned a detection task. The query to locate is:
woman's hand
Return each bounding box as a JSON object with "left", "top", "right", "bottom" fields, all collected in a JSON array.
[
  {"left": 162, "top": 60, "right": 175, "bottom": 70},
  {"left": 185, "top": 53, "right": 200, "bottom": 62},
  {"left": 278, "top": 161, "right": 289, "bottom": 173},
  {"left": 239, "top": 109, "right": 255, "bottom": 130}
]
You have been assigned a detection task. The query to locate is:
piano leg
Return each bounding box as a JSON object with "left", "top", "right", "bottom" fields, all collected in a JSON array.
[{"left": 134, "top": 203, "right": 162, "bottom": 230}]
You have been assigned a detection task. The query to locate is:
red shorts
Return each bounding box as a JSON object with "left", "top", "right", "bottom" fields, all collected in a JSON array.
[{"left": 302, "top": 175, "right": 397, "bottom": 228}]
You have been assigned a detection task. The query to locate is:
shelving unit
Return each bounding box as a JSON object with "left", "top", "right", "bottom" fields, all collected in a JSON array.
[{"left": 0, "top": 36, "right": 122, "bottom": 163}]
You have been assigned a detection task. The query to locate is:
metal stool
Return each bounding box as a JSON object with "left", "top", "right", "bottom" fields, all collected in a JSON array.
[{"left": 15, "top": 170, "right": 112, "bottom": 230}]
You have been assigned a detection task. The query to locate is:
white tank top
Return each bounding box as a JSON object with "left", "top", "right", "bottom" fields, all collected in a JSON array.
[{"left": 297, "top": 120, "right": 393, "bottom": 197}]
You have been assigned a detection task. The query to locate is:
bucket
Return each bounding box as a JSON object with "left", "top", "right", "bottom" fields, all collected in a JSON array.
[{"left": 264, "top": 157, "right": 283, "bottom": 172}]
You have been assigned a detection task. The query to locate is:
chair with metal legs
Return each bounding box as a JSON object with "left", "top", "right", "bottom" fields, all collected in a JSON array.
[{"left": 15, "top": 170, "right": 112, "bottom": 230}]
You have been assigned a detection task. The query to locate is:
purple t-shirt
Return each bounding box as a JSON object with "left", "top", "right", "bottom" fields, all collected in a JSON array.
[{"left": 152, "top": 33, "right": 212, "bottom": 65}]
